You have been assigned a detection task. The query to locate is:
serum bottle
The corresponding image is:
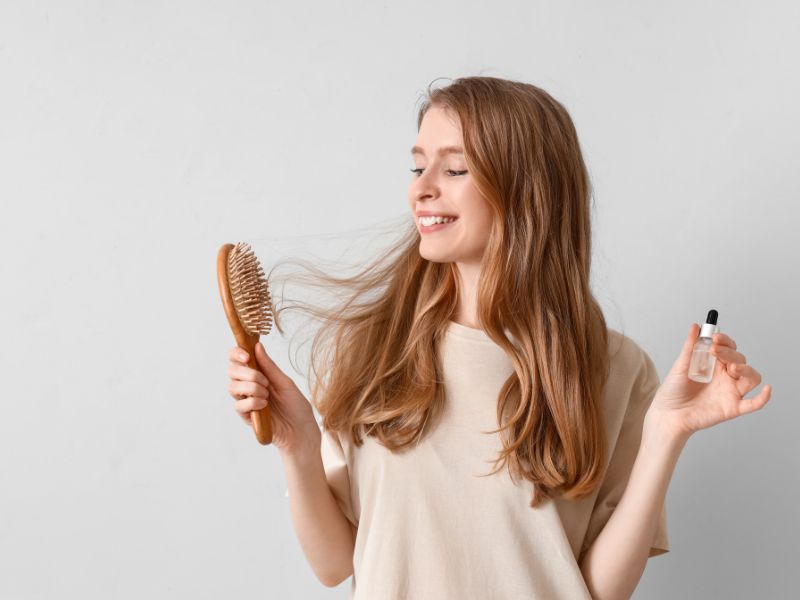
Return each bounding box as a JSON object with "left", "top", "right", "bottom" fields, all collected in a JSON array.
[{"left": 688, "top": 309, "right": 720, "bottom": 383}]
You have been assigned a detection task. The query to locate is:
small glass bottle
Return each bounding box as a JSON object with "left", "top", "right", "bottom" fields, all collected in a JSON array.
[{"left": 688, "top": 309, "right": 720, "bottom": 383}]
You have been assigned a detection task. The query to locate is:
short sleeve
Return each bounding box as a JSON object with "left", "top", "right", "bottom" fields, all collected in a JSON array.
[
  {"left": 320, "top": 426, "right": 358, "bottom": 530},
  {"left": 580, "top": 347, "right": 670, "bottom": 560}
]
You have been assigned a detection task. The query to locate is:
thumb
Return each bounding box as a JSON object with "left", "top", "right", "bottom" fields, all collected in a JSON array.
[
  {"left": 254, "top": 342, "right": 293, "bottom": 391},
  {"left": 673, "top": 322, "right": 700, "bottom": 375}
]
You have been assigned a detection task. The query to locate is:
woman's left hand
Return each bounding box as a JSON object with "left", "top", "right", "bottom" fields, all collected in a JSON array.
[{"left": 646, "top": 323, "right": 772, "bottom": 439}]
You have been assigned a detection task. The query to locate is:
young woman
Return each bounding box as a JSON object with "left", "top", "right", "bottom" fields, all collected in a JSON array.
[{"left": 226, "top": 76, "right": 771, "bottom": 599}]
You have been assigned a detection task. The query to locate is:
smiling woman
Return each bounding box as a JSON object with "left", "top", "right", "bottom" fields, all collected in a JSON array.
[{"left": 262, "top": 76, "right": 674, "bottom": 599}]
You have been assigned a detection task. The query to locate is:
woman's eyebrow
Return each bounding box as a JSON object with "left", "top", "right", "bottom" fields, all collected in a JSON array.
[{"left": 410, "top": 145, "right": 464, "bottom": 156}]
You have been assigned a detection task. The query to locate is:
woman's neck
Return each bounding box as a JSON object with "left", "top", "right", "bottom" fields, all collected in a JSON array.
[{"left": 452, "top": 260, "right": 482, "bottom": 329}]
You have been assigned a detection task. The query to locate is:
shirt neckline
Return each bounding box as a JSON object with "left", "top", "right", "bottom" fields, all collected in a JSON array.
[{"left": 445, "top": 319, "right": 495, "bottom": 342}]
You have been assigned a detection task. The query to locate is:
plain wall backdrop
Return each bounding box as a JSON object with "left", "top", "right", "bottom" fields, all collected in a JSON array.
[{"left": 1, "top": 1, "right": 798, "bottom": 598}]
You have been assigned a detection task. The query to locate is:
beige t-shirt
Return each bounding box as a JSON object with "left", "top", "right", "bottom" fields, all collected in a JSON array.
[{"left": 321, "top": 320, "right": 669, "bottom": 599}]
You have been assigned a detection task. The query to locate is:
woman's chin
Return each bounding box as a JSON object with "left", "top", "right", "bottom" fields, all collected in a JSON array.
[{"left": 418, "top": 247, "right": 454, "bottom": 263}]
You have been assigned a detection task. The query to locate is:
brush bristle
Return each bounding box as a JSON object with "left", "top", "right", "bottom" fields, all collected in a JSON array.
[{"left": 227, "top": 242, "right": 274, "bottom": 335}]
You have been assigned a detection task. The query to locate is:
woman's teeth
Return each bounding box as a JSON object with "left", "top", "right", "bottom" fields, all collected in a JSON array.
[{"left": 419, "top": 216, "right": 457, "bottom": 226}]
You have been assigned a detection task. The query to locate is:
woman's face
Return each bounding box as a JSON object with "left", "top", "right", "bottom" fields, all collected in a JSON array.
[{"left": 407, "top": 105, "right": 493, "bottom": 267}]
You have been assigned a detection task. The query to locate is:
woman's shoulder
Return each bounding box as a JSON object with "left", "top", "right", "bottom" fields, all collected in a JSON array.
[
  {"left": 605, "top": 327, "right": 655, "bottom": 376},
  {"left": 603, "top": 327, "right": 662, "bottom": 421}
]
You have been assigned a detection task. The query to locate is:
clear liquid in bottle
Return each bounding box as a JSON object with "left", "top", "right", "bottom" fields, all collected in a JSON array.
[{"left": 688, "top": 309, "right": 719, "bottom": 384}]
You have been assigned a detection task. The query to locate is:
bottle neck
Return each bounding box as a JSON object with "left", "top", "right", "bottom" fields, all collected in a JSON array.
[{"left": 699, "top": 322, "right": 719, "bottom": 339}]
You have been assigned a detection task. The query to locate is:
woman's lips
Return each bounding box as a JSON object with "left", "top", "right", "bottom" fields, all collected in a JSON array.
[{"left": 419, "top": 217, "right": 457, "bottom": 233}]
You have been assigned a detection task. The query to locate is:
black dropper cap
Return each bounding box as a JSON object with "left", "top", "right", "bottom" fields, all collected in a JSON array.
[{"left": 705, "top": 309, "right": 718, "bottom": 325}]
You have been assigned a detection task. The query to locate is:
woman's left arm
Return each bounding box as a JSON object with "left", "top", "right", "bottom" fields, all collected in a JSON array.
[{"left": 580, "top": 323, "right": 773, "bottom": 600}]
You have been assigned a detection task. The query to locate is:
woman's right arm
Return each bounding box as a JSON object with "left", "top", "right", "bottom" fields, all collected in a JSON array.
[
  {"left": 281, "top": 439, "right": 356, "bottom": 588},
  {"left": 227, "top": 343, "right": 355, "bottom": 587}
]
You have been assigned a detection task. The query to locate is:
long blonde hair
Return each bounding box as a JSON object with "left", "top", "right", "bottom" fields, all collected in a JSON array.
[{"left": 270, "top": 76, "right": 612, "bottom": 508}]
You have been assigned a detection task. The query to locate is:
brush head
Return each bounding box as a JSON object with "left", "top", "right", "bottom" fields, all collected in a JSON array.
[{"left": 227, "top": 242, "right": 274, "bottom": 336}]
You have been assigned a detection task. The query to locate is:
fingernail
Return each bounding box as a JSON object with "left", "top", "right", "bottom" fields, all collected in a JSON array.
[{"left": 239, "top": 353, "right": 248, "bottom": 361}]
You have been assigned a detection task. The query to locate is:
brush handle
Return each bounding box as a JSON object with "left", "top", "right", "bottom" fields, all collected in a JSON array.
[{"left": 217, "top": 243, "right": 273, "bottom": 445}]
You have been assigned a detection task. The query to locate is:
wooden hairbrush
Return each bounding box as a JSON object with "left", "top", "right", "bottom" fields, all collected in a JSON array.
[{"left": 217, "top": 242, "right": 274, "bottom": 445}]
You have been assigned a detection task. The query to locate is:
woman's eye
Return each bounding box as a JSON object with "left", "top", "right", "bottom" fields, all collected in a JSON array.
[{"left": 409, "top": 168, "right": 468, "bottom": 177}]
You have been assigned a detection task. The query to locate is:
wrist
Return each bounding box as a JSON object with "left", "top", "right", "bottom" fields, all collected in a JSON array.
[
  {"left": 644, "top": 406, "right": 692, "bottom": 446},
  {"left": 280, "top": 424, "right": 322, "bottom": 467}
]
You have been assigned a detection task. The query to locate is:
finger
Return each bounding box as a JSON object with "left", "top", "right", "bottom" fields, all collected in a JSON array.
[
  {"left": 235, "top": 396, "right": 269, "bottom": 415},
  {"left": 711, "top": 344, "right": 746, "bottom": 366},
  {"left": 736, "top": 383, "right": 772, "bottom": 417},
  {"left": 729, "top": 363, "right": 762, "bottom": 395},
  {"left": 712, "top": 332, "right": 737, "bottom": 351},
  {"left": 235, "top": 402, "right": 268, "bottom": 426},
  {"left": 229, "top": 346, "right": 250, "bottom": 364},
  {"left": 228, "top": 380, "right": 243, "bottom": 400},
  {"left": 726, "top": 361, "right": 744, "bottom": 379},
  {"left": 228, "top": 363, "right": 270, "bottom": 389},
  {"left": 229, "top": 380, "right": 269, "bottom": 400},
  {"left": 673, "top": 323, "right": 701, "bottom": 375}
]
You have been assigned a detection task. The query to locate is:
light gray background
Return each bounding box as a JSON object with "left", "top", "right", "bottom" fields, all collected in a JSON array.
[{"left": 1, "top": 1, "right": 797, "bottom": 598}]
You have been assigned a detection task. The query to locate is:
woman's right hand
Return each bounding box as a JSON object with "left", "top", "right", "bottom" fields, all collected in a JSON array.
[{"left": 228, "top": 342, "right": 321, "bottom": 458}]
